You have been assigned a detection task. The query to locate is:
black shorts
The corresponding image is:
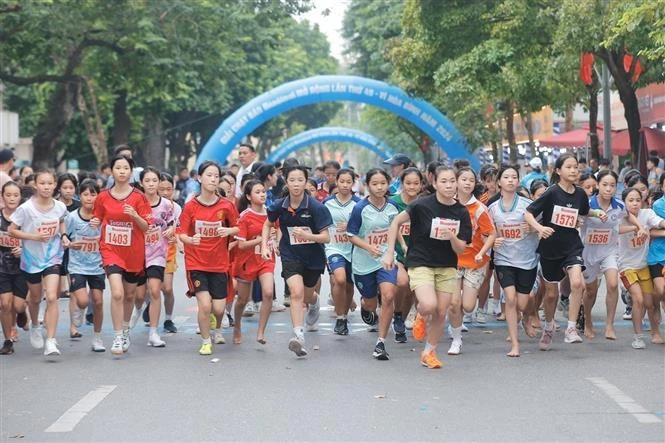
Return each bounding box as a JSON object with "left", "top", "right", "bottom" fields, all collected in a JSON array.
[
  {"left": 105, "top": 264, "right": 142, "bottom": 285},
  {"left": 59, "top": 250, "right": 69, "bottom": 276},
  {"left": 648, "top": 263, "right": 664, "bottom": 280},
  {"left": 24, "top": 265, "right": 61, "bottom": 285},
  {"left": 137, "top": 265, "right": 165, "bottom": 286},
  {"left": 540, "top": 253, "right": 585, "bottom": 283},
  {"left": 0, "top": 272, "right": 28, "bottom": 299},
  {"left": 495, "top": 265, "right": 538, "bottom": 294},
  {"left": 281, "top": 261, "right": 323, "bottom": 288},
  {"left": 70, "top": 274, "right": 106, "bottom": 292},
  {"left": 188, "top": 271, "right": 228, "bottom": 300}
]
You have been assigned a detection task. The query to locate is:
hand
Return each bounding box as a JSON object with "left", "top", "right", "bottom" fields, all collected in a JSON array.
[
  {"left": 164, "top": 226, "right": 176, "bottom": 241},
  {"left": 367, "top": 244, "right": 382, "bottom": 258},
  {"left": 597, "top": 210, "right": 608, "bottom": 223},
  {"left": 474, "top": 253, "right": 484, "bottom": 263},
  {"left": 35, "top": 231, "right": 51, "bottom": 243},
  {"left": 216, "top": 227, "right": 234, "bottom": 238},
  {"left": 292, "top": 227, "right": 310, "bottom": 242},
  {"left": 123, "top": 204, "right": 138, "bottom": 219},
  {"left": 636, "top": 225, "right": 647, "bottom": 238},
  {"left": 89, "top": 217, "right": 100, "bottom": 229},
  {"left": 68, "top": 240, "right": 84, "bottom": 250},
  {"left": 521, "top": 222, "right": 531, "bottom": 233},
  {"left": 538, "top": 226, "right": 555, "bottom": 239},
  {"left": 61, "top": 235, "right": 71, "bottom": 248},
  {"left": 190, "top": 233, "right": 202, "bottom": 246},
  {"left": 576, "top": 217, "right": 585, "bottom": 229},
  {"left": 11, "top": 246, "right": 21, "bottom": 257},
  {"left": 382, "top": 253, "right": 395, "bottom": 270},
  {"left": 494, "top": 237, "right": 505, "bottom": 249},
  {"left": 261, "top": 245, "right": 271, "bottom": 261}
]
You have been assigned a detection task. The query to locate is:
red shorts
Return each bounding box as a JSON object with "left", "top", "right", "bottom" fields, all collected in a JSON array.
[{"left": 234, "top": 260, "right": 275, "bottom": 282}]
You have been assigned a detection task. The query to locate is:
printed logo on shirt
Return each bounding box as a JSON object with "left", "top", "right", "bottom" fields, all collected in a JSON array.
[
  {"left": 194, "top": 279, "right": 201, "bottom": 288},
  {"left": 216, "top": 210, "right": 225, "bottom": 220},
  {"left": 566, "top": 203, "right": 572, "bottom": 208}
]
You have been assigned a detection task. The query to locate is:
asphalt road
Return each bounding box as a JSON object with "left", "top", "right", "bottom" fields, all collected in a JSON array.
[{"left": 1, "top": 261, "right": 664, "bottom": 441}]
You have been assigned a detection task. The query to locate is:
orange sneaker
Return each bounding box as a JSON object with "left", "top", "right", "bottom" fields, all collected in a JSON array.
[
  {"left": 412, "top": 314, "right": 426, "bottom": 341},
  {"left": 420, "top": 350, "right": 442, "bottom": 369}
]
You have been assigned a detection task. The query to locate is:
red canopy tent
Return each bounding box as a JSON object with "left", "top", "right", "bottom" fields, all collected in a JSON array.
[
  {"left": 538, "top": 128, "right": 603, "bottom": 147},
  {"left": 610, "top": 127, "right": 665, "bottom": 156}
]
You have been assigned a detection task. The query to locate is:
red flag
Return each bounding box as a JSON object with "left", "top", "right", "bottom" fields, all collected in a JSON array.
[
  {"left": 623, "top": 53, "right": 642, "bottom": 84},
  {"left": 580, "top": 52, "right": 594, "bottom": 86}
]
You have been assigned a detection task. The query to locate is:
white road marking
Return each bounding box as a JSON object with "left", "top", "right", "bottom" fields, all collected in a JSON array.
[
  {"left": 587, "top": 377, "right": 661, "bottom": 424},
  {"left": 173, "top": 316, "right": 189, "bottom": 328},
  {"left": 45, "top": 385, "right": 117, "bottom": 432}
]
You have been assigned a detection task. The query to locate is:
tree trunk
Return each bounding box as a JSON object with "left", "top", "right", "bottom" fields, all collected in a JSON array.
[
  {"left": 317, "top": 142, "right": 326, "bottom": 165},
  {"left": 143, "top": 116, "right": 165, "bottom": 169},
  {"left": 31, "top": 80, "right": 79, "bottom": 168},
  {"left": 505, "top": 102, "right": 517, "bottom": 163},
  {"left": 112, "top": 90, "right": 131, "bottom": 147},
  {"left": 77, "top": 79, "right": 108, "bottom": 167},
  {"left": 522, "top": 112, "right": 535, "bottom": 157},
  {"left": 586, "top": 86, "right": 600, "bottom": 161},
  {"left": 564, "top": 104, "right": 574, "bottom": 132}
]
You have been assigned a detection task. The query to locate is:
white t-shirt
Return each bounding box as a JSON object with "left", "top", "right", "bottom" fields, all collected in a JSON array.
[
  {"left": 581, "top": 196, "right": 626, "bottom": 266},
  {"left": 618, "top": 209, "right": 664, "bottom": 272}
]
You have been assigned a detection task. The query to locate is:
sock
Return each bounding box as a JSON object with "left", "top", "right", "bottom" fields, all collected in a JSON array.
[
  {"left": 214, "top": 328, "right": 221, "bottom": 334},
  {"left": 546, "top": 320, "right": 555, "bottom": 331},
  {"left": 149, "top": 327, "right": 157, "bottom": 336},
  {"left": 165, "top": 314, "right": 172, "bottom": 321},
  {"left": 114, "top": 330, "right": 123, "bottom": 337},
  {"left": 94, "top": 332, "right": 101, "bottom": 339},
  {"left": 567, "top": 321, "right": 576, "bottom": 330},
  {"left": 376, "top": 337, "right": 385, "bottom": 344},
  {"left": 452, "top": 326, "right": 463, "bottom": 341},
  {"left": 294, "top": 327, "right": 304, "bottom": 340},
  {"left": 337, "top": 315, "right": 344, "bottom": 320},
  {"left": 342, "top": 314, "right": 347, "bottom": 320},
  {"left": 202, "top": 337, "right": 211, "bottom": 345},
  {"left": 122, "top": 321, "right": 129, "bottom": 329},
  {"left": 424, "top": 342, "right": 432, "bottom": 353}
]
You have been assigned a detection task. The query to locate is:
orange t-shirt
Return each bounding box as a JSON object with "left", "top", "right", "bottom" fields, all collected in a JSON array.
[{"left": 457, "top": 196, "right": 495, "bottom": 269}]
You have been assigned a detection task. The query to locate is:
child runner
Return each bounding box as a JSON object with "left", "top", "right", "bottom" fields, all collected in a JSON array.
[
  {"left": 0, "top": 182, "right": 28, "bottom": 355},
  {"left": 92, "top": 155, "right": 151, "bottom": 356},
  {"left": 323, "top": 168, "right": 360, "bottom": 336},
  {"left": 347, "top": 168, "right": 400, "bottom": 360},
  {"left": 178, "top": 161, "right": 239, "bottom": 355},
  {"left": 384, "top": 165, "right": 472, "bottom": 368},
  {"left": 158, "top": 172, "right": 181, "bottom": 333},
  {"left": 63, "top": 179, "right": 106, "bottom": 352},
  {"left": 56, "top": 173, "right": 80, "bottom": 300},
  {"left": 261, "top": 165, "right": 332, "bottom": 357},
  {"left": 233, "top": 180, "right": 276, "bottom": 344},
  {"left": 645, "top": 173, "right": 665, "bottom": 344},
  {"left": 9, "top": 170, "right": 67, "bottom": 357}
]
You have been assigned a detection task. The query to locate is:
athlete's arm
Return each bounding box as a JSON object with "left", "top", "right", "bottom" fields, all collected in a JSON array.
[
  {"left": 524, "top": 211, "right": 554, "bottom": 239},
  {"left": 384, "top": 211, "right": 410, "bottom": 270}
]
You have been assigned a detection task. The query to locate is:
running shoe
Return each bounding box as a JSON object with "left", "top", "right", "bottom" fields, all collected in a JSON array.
[
  {"left": 539, "top": 327, "right": 554, "bottom": 351},
  {"left": 91, "top": 336, "right": 106, "bottom": 352},
  {"left": 221, "top": 314, "right": 230, "bottom": 328},
  {"left": 111, "top": 335, "right": 123, "bottom": 355},
  {"left": 334, "top": 318, "right": 349, "bottom": 336},
  {"left": 242, "top": 302, "right": 256, "bottom": 317},
  {"left": 0, "top": 339, "right": 14, "bottom": 355},
  {"left": 143, "top": 302, "right": 150, "bottom": 323},
  {"left": 43, "top": 338, "right": 61, "bottom": 357},
  {"left": 72, "top": 307, "right": 83, "bottom": 328},
  {"left": 30, "top": 326, "right": 44, "bottom": 349},
  {"left": 122, "top": 329, "right": 131, "bottom": 352},
  {"left": 288, "top": 336, "right": 308, "bottom": 357},
  {"left": 305, "top": 296, "right": 320, "bottom": 331},
  {"left": 463, "top": 312, "right": 473, "bottom": 324},
  {"left": 622, "top": 306, "right": 633, "bottom": 320},
  {"left": 85, "top": 312, "right": 94, "bottom": 325},
  {"left": 271, "top": 302, "right": 286, "bottom": 312},
  {"left": 283, "top": 295, "right": 291, "bottom": 307},
  {"left": 461, "top": 323, "right": 469, "bottom": 333},
  {"left": 447, "top": 339, "right": 462, "bottom": 355},
  {"left": 474, "top": 310, "right": 488, "bottom": 324},
  {"left": 420, "top": 350, "right": 442, "bottom": 369},
  {"left": 361, "top": 307, "right": 378, "bottom": 331},
  {"left": 16, "top": 312, "right": 28, "bottom": 330},
  {"left": 129, "top": 304, "right": 145, "bottom": 329},
  {"left": 412, "top": 314, "right": 426, "bottom": 342},
  {"left": 372, "top": 341, "right": 389, "bottom": 360},
  {"left": 404, "top": 306, "right": 416, "bottom": 330},
  {"left": 631, "top": 334, "right": 646, "bottom": 349},
  {"left": 393, "top": 314, "right": 407, "bottom": 343},
  {"left": 213, "top": 331, "right": 225, "bottom": 344},
  {"left": 163, "top": 320, "right": 177, "bottom": 333},
  {"left": 199, "top": 342, "right": 213, "bottom": 355},
  {"left": 564, "top": 326, "right": 583, "bottom": 344},
  {"left": 147, "top": 333, "right": 166, "bottom": 347},
  {"left": 226, "top": 313, "right": 235, "bottom": 328}
]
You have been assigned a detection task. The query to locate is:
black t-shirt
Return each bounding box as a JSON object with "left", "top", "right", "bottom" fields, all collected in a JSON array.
[
  {"left": 66, "top": 200, "right": 81, "bottom": 213},
  {"left": 526, "top": 184, "right": 590, "bottom": 259},
  {"left": 0, "top": 212, "right": 21, "bottom": 274},
  {"left": 405, "top": 194, "right": 473, "bottom": 269}
]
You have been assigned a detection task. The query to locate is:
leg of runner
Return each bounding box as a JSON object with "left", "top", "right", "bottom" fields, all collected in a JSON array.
[
  {"left": 583, "top": 279, "right": 599, "bottom": 339},
  {"left": 42, "top": 273, "right": 61, "bottom": 356},
  {"left": 374, "top": 281, "right": 395, "bottom": 360},
  {"left": 233, "top": 279, "right": 251, "bottom": 344},
  {"left": 565, "top": 265, "right": 585, "bottom": 344},
  {"left": 393, "top": 264, "right": 409, "bottom": 343},
  {"left": 26, "top": 281, "right": 44, "bottom": 349},
  {"left": 603, "top": 269, "right": 619, "bottom": 340},
  {"left": 147, "top": 276, "right": 165, "bottom": 347},
  {"left": 539, "top": 281, "right": 558, "bottom": 351},
  {"left": 0, "top": 292, "right": 14, "bottom": 354},
  {"left": 162, "top": 272, "right": 177, "bottom": 333},
  {"left": 256, "top": 272, "right": 274, "bottom": 344},
  {"left": 196, "top": 291, "right": 213, "bottom": 355},
  {"left": 108, "top": 273, "right": 125, "bottom": 355},
  {"left": 331, "top": 266, "right": 349, "bottom": 335},
  {"left": 286, "top": 275, "right": 308, "bottom": 357},
  {"left": 629, "top": 283, "right": 646, "bottom": 349},
  {"left": 91, "top": 287, "right": 105, "bottom": 352},
  {"left": 70, "top": 286, "right": 89, "bottom": 339}
]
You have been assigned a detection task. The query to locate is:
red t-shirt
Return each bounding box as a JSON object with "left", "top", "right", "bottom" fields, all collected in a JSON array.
[
  {"left": 177, "top": 196, "right": 239, "bottom": 273},
  {"left": 233, "top": 208, "right": 275, "bottom": 277},
  {"left": 93, "top": 188, "right": 152, "bottom": 273}
]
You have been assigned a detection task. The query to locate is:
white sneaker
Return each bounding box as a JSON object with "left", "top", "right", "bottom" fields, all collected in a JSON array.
[
  {"left": 147, "top": 333, "right": 166, "bottom": 347},
  {"left": 242, "top": 302, "right": 256, "bottom": 317},
  {"left": 196, "top": 326, "right": 201, "bottom": 334},
  {"left": 404, "top": 306, "right": 416, "bottom": 330},
  {"left": 305, "top": 295, "right": 321, "bottom": 331},
  {"left": 631, "top": 334, "right": 646, "bottom": 349},
  {"left": 111, "top": 335, "right": 123, "bottom": 355},
  {"left": 461, "top": 323, "right": 469, "bottom": 333},
  {"left": 463, "top": 313, "right": 473, "bottom": 323},
  {"left": 288, "top": 336, "right": 308, "bottom": 357},
  {"left": 122, "top": 329, "right": 131, "bottom": 352},
  {"left": 271, "top": 302, "right": 286, "bottom": 312},
  {"left": 72, "top": 307, "right": 83, "bottom": 328},
  {"left": 30, "top": 326, "right": 44, "bottom": 349},
  {"left": 474, "top": 310, "right": 488, "bottom": 324},
  {"left": 447, "top": 339, "right": 463, "bottom": 355},
  {"left": 221, "top": 314, "right": 230, "bottom": 328},
  {"left": 214, "top": 331, "right": 225, "bottom": 344},
  {"left": 564, "top": 326, "right": 583, "bottom": 344},
  {"left": 129, "top": 304, "right": 145, "bottom": 329},
  {"left": 91, "top": 335, "right": 106, "bottom": 352},
  {"left": 44, "top": 338, "right": 61, "bottom": 357}
]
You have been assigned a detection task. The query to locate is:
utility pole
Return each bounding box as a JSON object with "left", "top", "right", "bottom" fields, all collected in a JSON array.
[{"left": 601, "top": 64, "right": 612, "bottom": 160}]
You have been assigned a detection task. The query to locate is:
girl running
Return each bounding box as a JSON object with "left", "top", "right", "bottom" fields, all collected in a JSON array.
[
  {"left": 9, "top": 170, "right": 67, "bottom": 357},
  {"left": 261, "top": 165, "right": 332, "bottom": 358},
  {"left": 347, "top": 168, "right": 400, "bottom": 360},
  {"left": 178, "top": 161, "right": 239, "bottom": 355},
  {"left": 645, "top": 173, "right": 665, "bottom": 344},
  {"left": 447, "top": 167, "right": 496, "bottom": 355},
  {"left": 233, "top": 180, "right": 276, "bottom": 344},
  {"left": 488, "top": 166, "right": 541, "bottom": 356},
  {"left": 323, "top": 168, "right": 360, "bottom": 336},
  {"left": 384, "top": 165, "right": 472, "bottom": 368},
  {"left": 62, "top": 179, "right": 106, "bottom": 352},
  {"left": 158, "top": 173, "right": 181, "bottom": 333},
  {"left": 56, "top": 174, "right": 79, "bottom": 326},
  {"left": 0, "top": 182, "right": 28, "bottom": 355},
  {"left": 92, "top": 155, "right": 151, "bottom": 356}
]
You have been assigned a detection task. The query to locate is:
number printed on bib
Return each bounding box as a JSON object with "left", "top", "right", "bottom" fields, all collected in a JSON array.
[
  {"left": 430, "top": 218, "right": 460, "bottom": 240},
  {"left": 498, "top": 223, "right": 523, "bottom": 240},
  {"left": 0, "top": 232, "right": 19, "bottom": 249},
  {"left": 552, "top": 205, "right": 578, "bottom": 228},
  {"left": 105, "top": 225, "right": 131, "bottom": 246},
  {"left": 399, "top": 222, "right": 411, "bottom": 236},
  {"left": 630, "top": 233, "right": 648, "bottom": 249},
  {"left": 367, "top": 228, "right": 388, "bottom": 246},
  {"left": 145, "top": 227, "right": 161, "bottom": 244},
  {"left": 195, "top": 221, "right": 221, "bottom": 238},
  {"left": 586, "top": 228, "right": 611, "bottom": 245},
  {"left": 79, "top": 236, "right": 100, "bottom": 253},
  {"left": 287, "top": 226, "right": 314, "bottom": 245},
  {"left": 38, "top": 220, "right": 59, "bottom": 238},
  {"left": 331, "top": 227, "right": 349, "bottom": 244}
]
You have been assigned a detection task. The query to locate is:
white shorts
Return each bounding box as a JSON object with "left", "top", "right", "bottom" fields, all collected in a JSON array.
[
  {"left": 457, "top": 265, "right": 488, "bottom": 290},
  {"left": 582, "top": 254, "right": 618, "bottom": 284}
]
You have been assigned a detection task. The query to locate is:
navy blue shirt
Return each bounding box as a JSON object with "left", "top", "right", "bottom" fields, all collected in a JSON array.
[{"left": 267, "top": 194, "right": 333, "bottom": 270}]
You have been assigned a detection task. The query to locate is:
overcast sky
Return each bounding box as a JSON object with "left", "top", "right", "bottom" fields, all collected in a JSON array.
[{"left": 300, "top": 0, "right": 350, "bottom": 62}]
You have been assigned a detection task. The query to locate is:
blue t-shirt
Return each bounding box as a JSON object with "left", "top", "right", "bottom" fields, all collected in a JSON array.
[
  {"left": 520, "top": 171, "right": 548, "bottom": 189},
  {"left": 347, "top": 197, "right": 399, "bottom": 275},
  {"left": 648, "top": 196, "right": 665, "bottom": 265},
  {"left": 65, "top": 209, "right": 104, "bottom": 275},
  {"left": 323, "top": 195, "right": 361, "bottom": 262},
  {"left": 389, "top": 177, "right": 401, "bottom": 195},
  {"left": 267, "top": 194, "right": 333, "bottom": 270}
]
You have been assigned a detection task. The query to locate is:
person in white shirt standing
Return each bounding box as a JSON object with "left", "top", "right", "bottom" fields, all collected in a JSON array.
[{"left": 235, "top": 143, "right": 257, "bottom": 198}]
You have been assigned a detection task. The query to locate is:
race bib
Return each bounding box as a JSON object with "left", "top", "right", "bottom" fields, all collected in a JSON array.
[
  {"left": 330, "top": 227, "right": 349, "bottom": 244},
  {"left": 367, "top": 228, "right": 388, "bottom": 246},
  {"left": 498, "top": 223, "right": 524, "bottom": 240},
  {"left": 630, "top": 233, "right": 648, "bottom": 249},
  {"left": 255, "top": 239, "right": 274, "bottom": 256},
  {"left": 38, "top": 219, "right": 59, "bottom": 238},
  {"left": 79, "top": 235, "right": 100, "bottom": 253},
  {"left": 399, "top": 222, "right": 411, "bottom": 236},
  {"left": 552, "top": 205, "right": 578, "bottom": 228},
  {"left": 430, "top": 218, "right": 460, "bottom": 241},
  {"left": 0, "top": 232, "right": 19, "bottom": 249},
  {"left": 195, "top": 221, "right": 221, "bottom": 238},
  {"left": 105, "top": 225, "right": 131, "bottom": 246},
  {"left": 586, "top": 228, "right": 611, "bottom": 245},
  {"left": 287, "top": 226, "right": 314, "bottom": 245},
  {"left": 145, "top": 227, "right": 161, "bottom": 244}
]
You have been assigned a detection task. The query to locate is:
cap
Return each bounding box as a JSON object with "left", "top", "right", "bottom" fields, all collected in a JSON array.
[
  {"left": 383, "top": 153, "right": 411, "bottom": 167},
  {"left": 529, "top": 157, "right": 542, "bottom": 169},
  {"left": 0, "top": 149, "right": 15, "bottom": 164}
]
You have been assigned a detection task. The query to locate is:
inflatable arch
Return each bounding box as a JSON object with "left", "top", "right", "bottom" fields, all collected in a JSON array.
[
  {"left": 266, "top": 127, "right": 395, "bottom": 163},
  {"left": 197, "top": 75, "right": 478, "bottom": 170}
]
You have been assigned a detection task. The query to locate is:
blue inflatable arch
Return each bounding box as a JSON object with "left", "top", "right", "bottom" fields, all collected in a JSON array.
[
  {"left": 197, "top": 75, "right": 478, "bottom": 170},
  {"left": 266, "top": 127, "right": 395, "bottom": 164}
]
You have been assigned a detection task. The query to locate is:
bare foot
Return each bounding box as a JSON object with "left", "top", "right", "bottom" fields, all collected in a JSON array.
[
  {"left": 233, "top": 329, "right": 242, "bottom": 345},
  {"left": 522, "top": 318, "right": 537, "bottom": 338},
  {"left": 584, "top": 328, "right": 595, "bottom": 339},
  {"left": 651, "top": 333, "right": 664, "bottom": 344},
  {"left": 350, "top": 299, "right": 357, "bottom": 312},
  {"left": 256, "top": 336, "right": 266, "bottom": 345},
  {"left": 496, "top": 313, "right": 506, "bottom": 321},
  {"left": 505, "top": 335, "right": 511, "bottom": 342},
  {"left": 507, "top": 347, "right": 520, "bottom": 357},
  {"left": 604, "top": 326, "right": 616, "bottom": 340},
  {"left": 531, "top": 318, "right": 541, "bottom": 330}
]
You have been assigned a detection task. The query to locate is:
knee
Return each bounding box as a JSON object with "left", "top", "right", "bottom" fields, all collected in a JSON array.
[
  {"left": 333, "top": 274, "right": 347, "bottom": 287},
  {"left": 570, "top": 277, "right": 585, "bottom": 294},
  {"left": 110, "top": 290, "right": 124, "bottom": 303},
  {"left": 0, "top": 298, "right": 12, "bottom": 311},
  {"left": 418, "top": 300, "right": 436, "bottom": 314}
]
